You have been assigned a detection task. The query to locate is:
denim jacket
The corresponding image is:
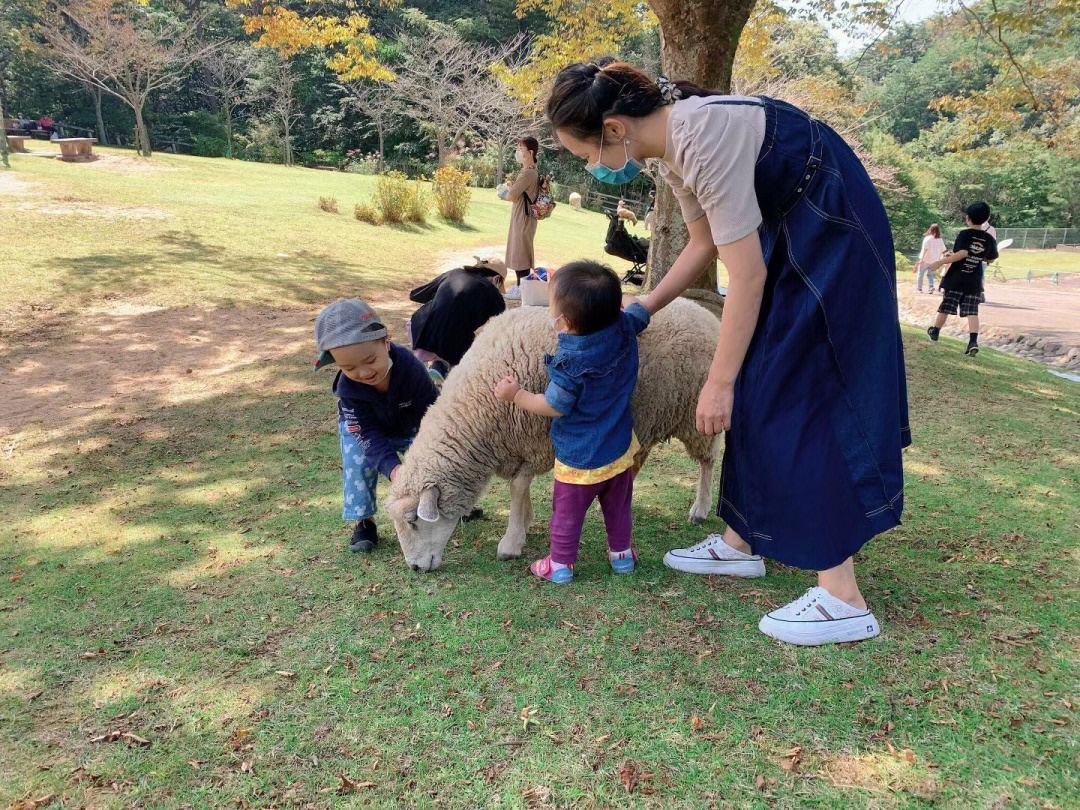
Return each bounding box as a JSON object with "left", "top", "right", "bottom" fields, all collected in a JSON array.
[{"left": 543, "top": 302, "right": 650, "bottom": 470}]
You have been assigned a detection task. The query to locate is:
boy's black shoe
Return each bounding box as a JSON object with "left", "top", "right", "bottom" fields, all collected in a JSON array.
[
  {"left": 350, "top": 519, "right": 379, "bottom": 553},
  {"left": 965, "top": 344, "right": 979, "bottom": 356},
  {"left": 927, "top": 326, "right": 940, "bottom": 342}
]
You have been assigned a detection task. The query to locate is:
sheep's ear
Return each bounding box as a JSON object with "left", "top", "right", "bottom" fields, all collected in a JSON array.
[{"left": 417, "top": 486, "right": 441, "bottom": 523}]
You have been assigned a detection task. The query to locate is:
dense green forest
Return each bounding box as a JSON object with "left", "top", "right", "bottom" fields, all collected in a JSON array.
[{"left": 2, "top": 0, "right": 1077, "bottom": 248}]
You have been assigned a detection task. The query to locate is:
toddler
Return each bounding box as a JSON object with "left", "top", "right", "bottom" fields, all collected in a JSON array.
[{"left": 494, "top": 261, "right": 649, "bottom": 582}]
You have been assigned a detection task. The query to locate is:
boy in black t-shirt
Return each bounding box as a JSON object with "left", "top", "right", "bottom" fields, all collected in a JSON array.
[{"left": 925, "top": 201, "right": 998, "bottom": 356}]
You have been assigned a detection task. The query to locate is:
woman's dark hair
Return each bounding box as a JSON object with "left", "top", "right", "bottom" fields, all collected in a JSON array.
[
  {"left": 926, "top": 223, "right": 941, "bottom": 238},
  {"left": 550, "top": 260, "right": 622, "bottom": 335},
  {"left": 518, "top": 136, "right": 539, "bottom": 162},
  {"left": 546, "top": 57, "right": 718, "bottom": 141}
]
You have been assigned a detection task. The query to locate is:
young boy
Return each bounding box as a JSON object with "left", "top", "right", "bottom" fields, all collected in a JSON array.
[
  {"left": 926, "top": 201, "right": 998, "bottom": 356},
  {"left": 314, "top": 299, "right": 438, "bottom": 552},
  {"left": 494, "top": 261, "right": 649, "bottom": 583}
]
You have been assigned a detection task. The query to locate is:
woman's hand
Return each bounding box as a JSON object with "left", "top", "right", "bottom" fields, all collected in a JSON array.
[
  {"left": 494, "top": 376, "right": 521, "bottom": 403},
  {"left": 696, "top": 374, "right": 735, "bottom": 436}
]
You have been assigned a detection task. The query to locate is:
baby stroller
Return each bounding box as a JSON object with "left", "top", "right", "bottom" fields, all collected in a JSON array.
[{"left": 603, "top": 211, "right": 649, "bottom": 286}]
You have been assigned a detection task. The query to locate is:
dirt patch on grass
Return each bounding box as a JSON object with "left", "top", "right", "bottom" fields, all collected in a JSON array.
[
  {"left": 0, "top": 172, "right": 34, "bottom": 196},
  {"left": 817, "top": 750, "right": 940, "bottom": 801},
  {"left": 0, "top": 305, "right": 317, "bottom": 438},
  {"left": 83, "top": 152, "right": 178, "bottom": 174},
  {"left": 0, "top": 294, "right": 428, "bottom": 440},
  {"left": 15, "top": 200, "right": 168, "bottom": 220}
]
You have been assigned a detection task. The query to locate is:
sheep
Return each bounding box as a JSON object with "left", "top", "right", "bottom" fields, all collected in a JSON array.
[
  {"left": 568, "top": 191, "right": 583, "bottom": 211},
  {"left": 384, "top": 298, "right": 722, "bottom": 573}
]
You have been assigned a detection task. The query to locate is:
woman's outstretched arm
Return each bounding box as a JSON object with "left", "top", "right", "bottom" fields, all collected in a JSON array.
[
  {"left": 695, "top": 233, "right": 767, "bottom": 434},
  {"left": 641, "top": 215, "right": 718, "bottom": 315}
]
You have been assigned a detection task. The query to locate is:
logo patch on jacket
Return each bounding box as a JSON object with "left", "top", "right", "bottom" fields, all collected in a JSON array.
[{"left": 346, "top": 424, "right": 361, "bottom": 433}]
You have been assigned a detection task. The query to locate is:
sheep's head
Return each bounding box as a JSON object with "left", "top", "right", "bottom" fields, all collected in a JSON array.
[{"left": 385, "top": 485, "right": 460, "bottom": 572}]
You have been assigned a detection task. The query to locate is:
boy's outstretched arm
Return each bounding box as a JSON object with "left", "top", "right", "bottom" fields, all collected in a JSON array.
[
  {"left": 929, "top": 249, "right": 967, "bottom": 271},
  {"left": 494, "top": 376, "right": 563, "bottom": 417}
]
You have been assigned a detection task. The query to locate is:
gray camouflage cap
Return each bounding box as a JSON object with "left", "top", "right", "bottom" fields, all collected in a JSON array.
[{"left": 313, "top": 299, "right": 387, "bottom": 370}]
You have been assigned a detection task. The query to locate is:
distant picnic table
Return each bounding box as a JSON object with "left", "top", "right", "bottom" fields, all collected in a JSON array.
[{"left": 57, "top": 138, "right": 96, "bottom": 160}]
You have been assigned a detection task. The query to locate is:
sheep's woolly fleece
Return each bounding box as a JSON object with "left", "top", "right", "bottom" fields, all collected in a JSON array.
[{"left": 388, "top": 297, "right": 722, "bottom": 518}]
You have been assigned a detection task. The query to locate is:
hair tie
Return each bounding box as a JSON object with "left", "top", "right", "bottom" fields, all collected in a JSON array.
[{"left": 656, "top": 74, "right": 682, "bottom": 104}]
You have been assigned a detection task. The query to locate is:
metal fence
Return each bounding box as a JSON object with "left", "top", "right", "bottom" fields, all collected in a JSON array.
[{"left": 940, "top": 227, "right": 1078, "bottom": 249}]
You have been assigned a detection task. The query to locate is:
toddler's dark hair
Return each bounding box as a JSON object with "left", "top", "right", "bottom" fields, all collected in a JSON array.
[
  {"left": 550, "top": 260, "right": 622, "bottom": 335},
  {"left": 965, "top": 201, "right": 991, "bottom": 226}
]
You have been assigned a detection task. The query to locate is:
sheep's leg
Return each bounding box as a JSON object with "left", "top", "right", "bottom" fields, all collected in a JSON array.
[
  {"left": 688, "top": 437, "right": 720, "bottom": 525},
  {"left": 497, "top": 474, "right": 534, "bottom": 560}
]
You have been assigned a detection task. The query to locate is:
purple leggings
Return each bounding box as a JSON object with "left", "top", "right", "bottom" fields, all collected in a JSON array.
[{"left": 549, "top": 467, "right": 633, "bottom": 565}]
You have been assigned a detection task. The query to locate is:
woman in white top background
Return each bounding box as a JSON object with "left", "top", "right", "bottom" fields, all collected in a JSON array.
[{"left": 915, "top": 223, "right": 947, "bottom": 293}]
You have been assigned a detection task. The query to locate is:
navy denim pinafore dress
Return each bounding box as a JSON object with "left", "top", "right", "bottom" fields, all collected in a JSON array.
[{"left": 709, "top": 97, "right": 910, "bottom": 571}]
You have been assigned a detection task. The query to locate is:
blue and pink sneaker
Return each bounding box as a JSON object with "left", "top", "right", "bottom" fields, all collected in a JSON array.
[
  {"left": 530, "top": 555, "right": 574, "bottom": 583},
  {"left": 608, "top": 547, "right": 637, "bottom": 575}
]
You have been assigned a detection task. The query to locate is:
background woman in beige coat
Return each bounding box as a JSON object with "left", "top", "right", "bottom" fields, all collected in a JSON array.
[{"left": 504, "top": 136, "right": 540, "bottom": 299}]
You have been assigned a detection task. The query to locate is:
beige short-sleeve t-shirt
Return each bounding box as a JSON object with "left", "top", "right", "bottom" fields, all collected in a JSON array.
[{"left": 658, "top": 95, "right": 766, "bottom": 246}]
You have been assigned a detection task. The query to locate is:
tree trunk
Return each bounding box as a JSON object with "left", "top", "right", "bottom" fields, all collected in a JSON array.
[
  {"left": 282, "top": 117, "right": 292, "bottom": 166},
  {"left": 436, "top": 129, "right": 448, "bottom": 167},
  {"left": 377, "top": 124, "right": 385, "bottom": 171},
  {"left": 134, "top": 102, "right": 152, "bottom": 157},
  {"left": 495, "top": 141, "right": 506, "bottom": 187},
  {"left": 0, "top": 94, "right": 9, "bottom": 169},
  {"left": 91, "top": 86, "right": 108, "bottom": 146},
  {"left": 224, "top": 104, "right": 233, "bottom": 158},
  {"left": 644, "top": 0, "right": 756, "bottom": 309}
]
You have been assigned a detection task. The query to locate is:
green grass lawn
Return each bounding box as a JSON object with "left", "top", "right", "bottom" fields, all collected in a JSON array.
[
  {"left": 2, "top": 152, "right": 1079, "bottom": 809},
  {"left": 1, "top": 142, "right": 613, "bottom": 326}
]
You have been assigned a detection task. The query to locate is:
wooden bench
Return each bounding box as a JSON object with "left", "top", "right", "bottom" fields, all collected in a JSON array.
[
  {"left": 57, "top": 137, "right": 97, "bottom": 160},
  {"left": 6, "top": 135, "right": 29, "bottom": 152}
]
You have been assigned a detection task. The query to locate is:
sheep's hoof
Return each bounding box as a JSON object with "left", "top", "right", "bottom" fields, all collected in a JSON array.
[
  {"left": 496, "top": 536, "right": 525, "bottom": 560},
  {"left": 688, "top": 504, "right": 709, "bottom": 525}
]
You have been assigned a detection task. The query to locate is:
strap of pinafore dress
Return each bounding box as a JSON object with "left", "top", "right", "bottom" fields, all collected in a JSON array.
[{"left": 696, "top": 96, "right": 824, "bottom": 221}]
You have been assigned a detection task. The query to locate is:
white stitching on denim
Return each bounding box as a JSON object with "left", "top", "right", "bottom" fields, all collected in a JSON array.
[
  {"left": 721, "top": 497, "right": 749, "bottom": 525},
  {"left": 865, "top": 489, "right": 903, "bottom": 517},
  {"left": 805, "top": 197, "right": 858, "bottom": 229}
]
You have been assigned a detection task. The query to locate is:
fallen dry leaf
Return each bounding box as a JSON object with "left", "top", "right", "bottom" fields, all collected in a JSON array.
[
  {"left": 240, "top": 760, "right": 253, "bottom": 773},
  {"left": 520, "top": 706, "right": 538, "bottom": 733},
  {"left": 691, "top": 715, "right": 705, "bottom": 731},
  {"left": 10, "top": 794, "right": 57, "bottom": 810},
  {"left": 754, "top": 774, "right": 766, "bottom": 791},
  {"left": 619, "top": 761, "right": 638, "bottom": 793},
  {"left": 275, "top": 670, "right": 297, "bottom": 679},
  {"left": 90, "top": 730, "right": 150, "bottom": 748},
  {"left": 78, "top": 650, "right": 103, "bottom": 660}
]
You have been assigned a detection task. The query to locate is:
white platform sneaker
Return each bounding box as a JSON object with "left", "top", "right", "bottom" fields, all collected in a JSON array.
[
  {"left": 662, "top": 534, "right": 766, "bottom": 577},
  {"left": 758, "top": 587, "right": 881, "bottom": 646}
]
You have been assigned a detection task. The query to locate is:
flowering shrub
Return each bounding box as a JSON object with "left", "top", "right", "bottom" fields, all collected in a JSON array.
[
  {"left": 373, "top": 171, "right": 431, "bottom": 224},
  {"left": 354, "top": 202, "right": 381, "bottom": 225},
  {"left": 433, "top": 166, "right": 472, "bottom": 223}
]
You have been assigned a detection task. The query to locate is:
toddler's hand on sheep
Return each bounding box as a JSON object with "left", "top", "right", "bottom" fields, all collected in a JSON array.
[
  {"left": 494, "top": 376, "right": 521, "bottom": 403},
  {"left": 621, "top": 294, "right": 641, "bottom": 310}
]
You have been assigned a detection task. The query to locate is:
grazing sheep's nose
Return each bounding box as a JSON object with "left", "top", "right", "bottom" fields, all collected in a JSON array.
[{"left": 411, "top": 563, "right": 421, "bottom": 572}]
